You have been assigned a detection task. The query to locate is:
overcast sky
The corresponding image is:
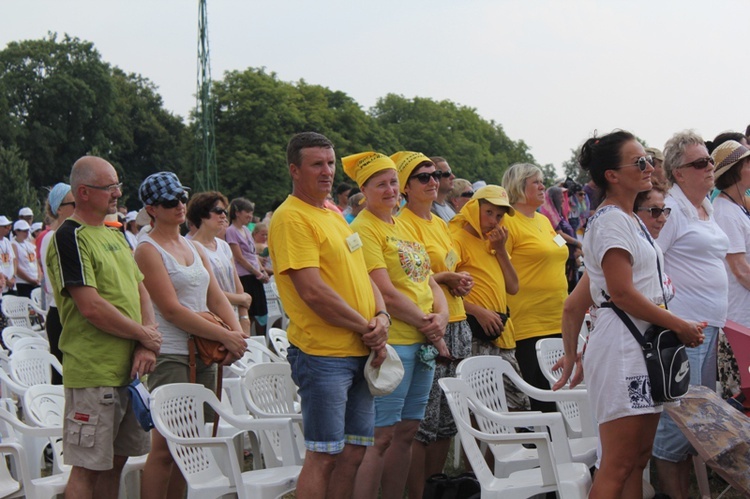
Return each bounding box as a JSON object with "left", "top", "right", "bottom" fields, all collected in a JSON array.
[{"left": 2, "top": 0, "right": 749, "bottom": 174}]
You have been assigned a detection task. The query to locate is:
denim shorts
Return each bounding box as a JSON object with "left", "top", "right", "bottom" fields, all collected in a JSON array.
[
  {"left": 375, "top": 343, "right": 435, "bottom": 427},
  {"left": 653, "top": 325, "right": 719, "bottom": 462},
  {"left": 287, "top": 346, "right": 373, "bottom": 454}
]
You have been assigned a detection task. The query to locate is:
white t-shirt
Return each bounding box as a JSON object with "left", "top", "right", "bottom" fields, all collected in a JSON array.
[
  {"left": 40, "top": 230, "right": 56, "bottom": 307},
  {"left": 712, "top": 195, "right": 750, "bottom": 326},
  {"left": 12, "top": 239, "right": 38, "bottom": 284},
  {"left": 656, "top": 185, "right": 729, "bottom": 327},
  {"left": 201, "top": 238, "right": 238, "bottom": 305},
  {"left": 0, "top": 237, "right": 14, "bottom": 292}
]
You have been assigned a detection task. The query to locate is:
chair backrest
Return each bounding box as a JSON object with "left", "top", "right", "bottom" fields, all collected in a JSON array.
[
  {"left": 267, "top": 328, "right": 289, "bottom": 360},
  {"left": 241, "top": 362, "right": 304, "bottom": 466},
  {"left": 535, "top": 337, "right": 586, "bottom": 388},
  {"left": 29, "top": 287, "right": 46, "bottom": 318},
  {"left": 9, "top": 349, "right": 62, "bottom": 389},
  {"left": 1, "top": 326, "right": 41, "bottom": 351},
  {"left": 9, "top": 336, "right": 49, "bottom": 353},
  {"left": 455, "top": 355, "right": 513, "bottom": 436},
  {"left": 150, "top": 383, "right": 239, "bottom": 490},
  {"left": 0, "top": 296, "right": 36, "bottom": 329},
  {"left": 264, "top": 280, "right": 289, "bottom": 330},
  {"left": 227, "top": 339, "right": 284, "bottom": 377},
  {"left": 23, "top": 384, "right": 65, "bottom": 427}
]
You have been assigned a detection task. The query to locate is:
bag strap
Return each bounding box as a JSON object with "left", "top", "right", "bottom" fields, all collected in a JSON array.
[
  {"left": 599, "top": 302, "right": 647, "bottom": 348},
  {"left": 188, "top": 335, "right": 222, "bottom": 438}
]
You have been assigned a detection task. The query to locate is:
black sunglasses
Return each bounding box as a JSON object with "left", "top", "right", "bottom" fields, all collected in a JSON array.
[
  {"left": 59, "top": 201, "right": 76, "bottom": 208},
  {"left": 437, "top": 170, "right": 452, "bottom": 178},
  {"left": 637, "top": 206, "right": 671, "bottom": 219},
  {"left": 619, "top": 156, "right": 654, "bottom": 172},
  {"left": 210, "top": 207, "right": 228, "bottom": 216},
  {"left": 409, "top": 171, "right": 442, "bottom": 184},
  {"left": 679, "top": 157, "right": 714, "bottom": 170},
  {"left": 157, "top": 193, "right": 189, "bottom": 209},
  {"left": 460, "top": 191, "right": 474, "bottom": 198}
]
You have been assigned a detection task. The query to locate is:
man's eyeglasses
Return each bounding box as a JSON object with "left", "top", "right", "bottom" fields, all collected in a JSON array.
[
  {"left": 460, "top": 191, "right": 474, "bottom": 198},
  {"left": 437, "top": 170, "right": 452, "bottom": 178},
  {"left": 84, "top": 182, "right": 123, "bottom": 193},
  {"left": 619, "top": 156, "right": 653, "bottom": 172},
  {"left": 157, "top": 193, "right": 189, "bottom": 209},
  {"left": 409, "top": 171, "right": 442, "bottom": 184},
  {"left": 59, "top": 201, "right": 76, "bottom": 208},
  {"left": 210, "top": 207, "right": 228, "bottom": 216},
  {"left": 637, "top": 206, "right": 671, "bottom": 219},
  {"left": 679, "top": 157, "right": 714, "bottom": 170}
]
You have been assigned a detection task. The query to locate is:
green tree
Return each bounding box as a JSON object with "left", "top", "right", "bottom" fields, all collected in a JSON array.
[
  {"left": 371, "top": 94, "right": 535, "bottom": 185},
  {"left": 0, "top": 145, "right": 39, "bottom": 219}
]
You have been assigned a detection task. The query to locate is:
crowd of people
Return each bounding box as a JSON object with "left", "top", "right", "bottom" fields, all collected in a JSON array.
[{"left": 1, "top": 125, "right": 749, "bottom": 498}]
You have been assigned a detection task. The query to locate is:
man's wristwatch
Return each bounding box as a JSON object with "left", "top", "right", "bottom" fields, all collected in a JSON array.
[{"left": 375, "top": 310, "right": 392, "bottom": 325}]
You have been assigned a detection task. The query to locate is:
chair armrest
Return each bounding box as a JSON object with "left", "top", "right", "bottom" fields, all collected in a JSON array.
[{"left": 219, "top": 413, "right": 302, "bottom": 466}]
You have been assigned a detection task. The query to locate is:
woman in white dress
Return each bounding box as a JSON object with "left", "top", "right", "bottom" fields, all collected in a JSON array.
[{"left": 556, "top": 130, "right": 704, "bottom": 498}]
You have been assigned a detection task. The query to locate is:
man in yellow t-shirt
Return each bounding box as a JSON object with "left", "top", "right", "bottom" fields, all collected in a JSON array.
[{"left": 269, "top": 132, "right": 390, "bottom": 499}]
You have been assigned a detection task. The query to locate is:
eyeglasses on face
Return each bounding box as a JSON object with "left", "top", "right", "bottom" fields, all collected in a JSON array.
[
  {"left": 59, "top": 201, "right": 76, "bottom": 208},
  {"left": 84, "top": 182, "right": 123, "bottom": 193},
  {"left": 637, "top": 206, "right": 671, "bottom": 219},
  {"left": 409, "top": 171, "right": 442, "bottom": 184},
  {"left": 460, "top": 191, "right": 474, "bottom": 198},
  {"left": 210, "top": 207, "right": 228, "bottom": 216},
  {"left": 437, "top": 170, "right": 452, "bottom": 178},
  {"left": 619, "top": 156, "right": 654, "bottom": 172},
  {"left": 679, "top": 157, "right": 714, "bottom": 170},
  {"left": 157, "top": 193, "right": 189, "bottom": 209}
]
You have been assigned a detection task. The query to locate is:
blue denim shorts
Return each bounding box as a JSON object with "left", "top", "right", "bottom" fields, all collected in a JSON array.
[
  {"left": 287, "top": 346, "right": 374, "bottom": 454},
  {"left": 653, "top": 326, "right": 719, "bottom": 462},
  {"left": 375, "top": 343, "right": 435, "bottom": 427}
]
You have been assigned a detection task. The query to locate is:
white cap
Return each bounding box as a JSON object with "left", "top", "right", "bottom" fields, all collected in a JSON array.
[
  {"left": 18, "top": 207, "right": 33, "bottom": 217},
  {"left": 471, "top": 180, "right": 487, "bottom": 191},
  {"left": 125, "top": 211, "right": 138, "bottom": 223},
  {"left": 0, "top": 216, "right": 11, "bottom": 226},
  {"left": 13, "top": 220, "right": 30, "bottom": 231},
  {"left": 31, "top": 222, "right": 43, "bottom": 232}
]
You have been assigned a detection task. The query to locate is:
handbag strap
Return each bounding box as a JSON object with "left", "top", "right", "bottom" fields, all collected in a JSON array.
[{"left": 188, "top": 335, "right": 222, "bottom": 437}]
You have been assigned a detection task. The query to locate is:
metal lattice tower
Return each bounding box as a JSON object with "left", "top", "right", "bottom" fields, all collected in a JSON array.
[{"left": 195, "top": 0, "right": 218, "bottom": 191}]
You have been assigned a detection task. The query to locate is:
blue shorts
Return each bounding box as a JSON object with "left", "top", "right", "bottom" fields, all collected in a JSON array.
[
  {"left": 287, "top": 346, "right": 373, "bottom": 454},
  {"left": 653, "top": 325, "right": 719, "bottom": 462},
  {"left": 375, "top": 343, "right": 435, "bottom": 427}
]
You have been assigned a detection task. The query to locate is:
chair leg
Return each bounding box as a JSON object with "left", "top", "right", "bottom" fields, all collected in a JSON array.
[{"left": 692, "top": 455, "right": 711, "bottom": 499}]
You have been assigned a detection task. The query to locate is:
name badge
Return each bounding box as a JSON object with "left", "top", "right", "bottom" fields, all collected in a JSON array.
[
  {"left": 346, "top": 232, "right": 363, "bottom": 252},
  {"left": 553, "top": 234, "right": 566, "bottom": 247},
  {"left": 444, "top": 249, "right": 458, "bottom": 270}
]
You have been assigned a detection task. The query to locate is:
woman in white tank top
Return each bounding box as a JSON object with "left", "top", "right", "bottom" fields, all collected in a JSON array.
[{"left": 134, "top": 172, "right": 247, "bottom": 499}]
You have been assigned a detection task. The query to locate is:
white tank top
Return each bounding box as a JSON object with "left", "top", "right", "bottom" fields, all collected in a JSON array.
[{"left": 139, "top": 234, "right": 209, "bottom": 355}]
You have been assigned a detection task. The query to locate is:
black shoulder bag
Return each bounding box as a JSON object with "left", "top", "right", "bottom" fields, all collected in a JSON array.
[{"left": 600, "top": 221, "right": 690, "bottom": 403}]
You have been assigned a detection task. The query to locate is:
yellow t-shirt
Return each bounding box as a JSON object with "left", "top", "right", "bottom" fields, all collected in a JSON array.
[
  {"left": 269, "top": 195, "right": 375, "bottom": 357},
  {"left": 398, "top": 207, "right": 466, "bottom": 322},
  {"left": 451, "top": 225, "right": 515, "bottom": 349},
  {"left": 351, "top": 209, "right": 433, "bottom": 345},
  {"left": 502, "top": 211, "right": 568, "bottom": 342}
]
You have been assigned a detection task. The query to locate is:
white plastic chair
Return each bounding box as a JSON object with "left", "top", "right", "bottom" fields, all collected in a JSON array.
[
  {"left": 2, "top": 326, "right": 44, "bottom": 351},
  {"left": 0, "top": 441, "right": 68, "bottom": 499},
  {"left": 9, "top": 336, "right": 50, "bottom": 353},
  {"left": 1, "top": 295, "right": 43, "bottom": 331},
  {"left": 240, "top": 362, "right": 304, "bottom": 466},
  {"left": 439, "top": 378, "right": 591, "bottom": 498},
  {"left": 263, "top": 281, "right": 289, "bottom": 330},
  {"left": 536, "top": 336, "right": 587, "bottom": 389},
  {"left": 150, "top": 383, "right": 301, "bottom": 499},
  {"left": 456, "top": 356, "right": 597, "bottom": 475},
  {"left": 267, "top": 328, "right": 289, "bottom": 360},
  {"left": 29, "top": 287, "right": 47, "bottom": 319},
  {"left": 0, "top": 349, "right": 63, "bottom": 400}
]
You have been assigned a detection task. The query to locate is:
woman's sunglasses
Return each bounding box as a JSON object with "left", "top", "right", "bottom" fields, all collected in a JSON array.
[
  {"left": 157, "top": 193, "right": 189, "bottom": 209},
  {"left": 620, "top": 156, "right": 654, "bottom": 172},
  {"left": 460, "top": 191, "right": 474, "bottom": 198},
  {"left": 678, "top": 157, "right": 714, "bottom": 170},
  {"left": 409, "top": 171, "right": 442, "bottom": 184},
  {"left": 637, "top": 206, "right": 671, "bottom": 219},
  {"left": 210, "top": 207, "right": 228, "bottom": 216}
]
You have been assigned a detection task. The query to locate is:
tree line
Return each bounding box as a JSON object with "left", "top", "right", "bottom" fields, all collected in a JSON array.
[{"left": 0, "top": 33, "right": 538, "bottom": 218}]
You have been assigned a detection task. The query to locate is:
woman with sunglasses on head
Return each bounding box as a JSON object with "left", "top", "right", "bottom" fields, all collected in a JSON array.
[
  {"left": 390, "top": 152, "right": 475, "bottom": 499},
  {"left": 344, "top": 152, "right": 449, "bottom": 499},
  {"left": 226, "top": 197, "right": 269, "bottom": 336},
  {"left": 557, "top": 131, "right": 704, "bottom": 498},
  {"left": 648, "top": 130, "right": 728, "bottom": 499},
  {"left": 135, "top": 173, "right": 248, "bottom": 499},
  {"left": 187, "top": 192, "right": 253, "bottom": 335}
]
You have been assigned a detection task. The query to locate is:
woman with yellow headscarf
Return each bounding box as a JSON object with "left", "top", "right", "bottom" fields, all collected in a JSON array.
[
  {"left": 391, "top": 151, "right": 474, "bottom": 499},
  {"left": 449, "top": 185, "right": 531, "bottom": 411},
  {"left": 343, "top": 152, "right": 449, "bottom": 499}
]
